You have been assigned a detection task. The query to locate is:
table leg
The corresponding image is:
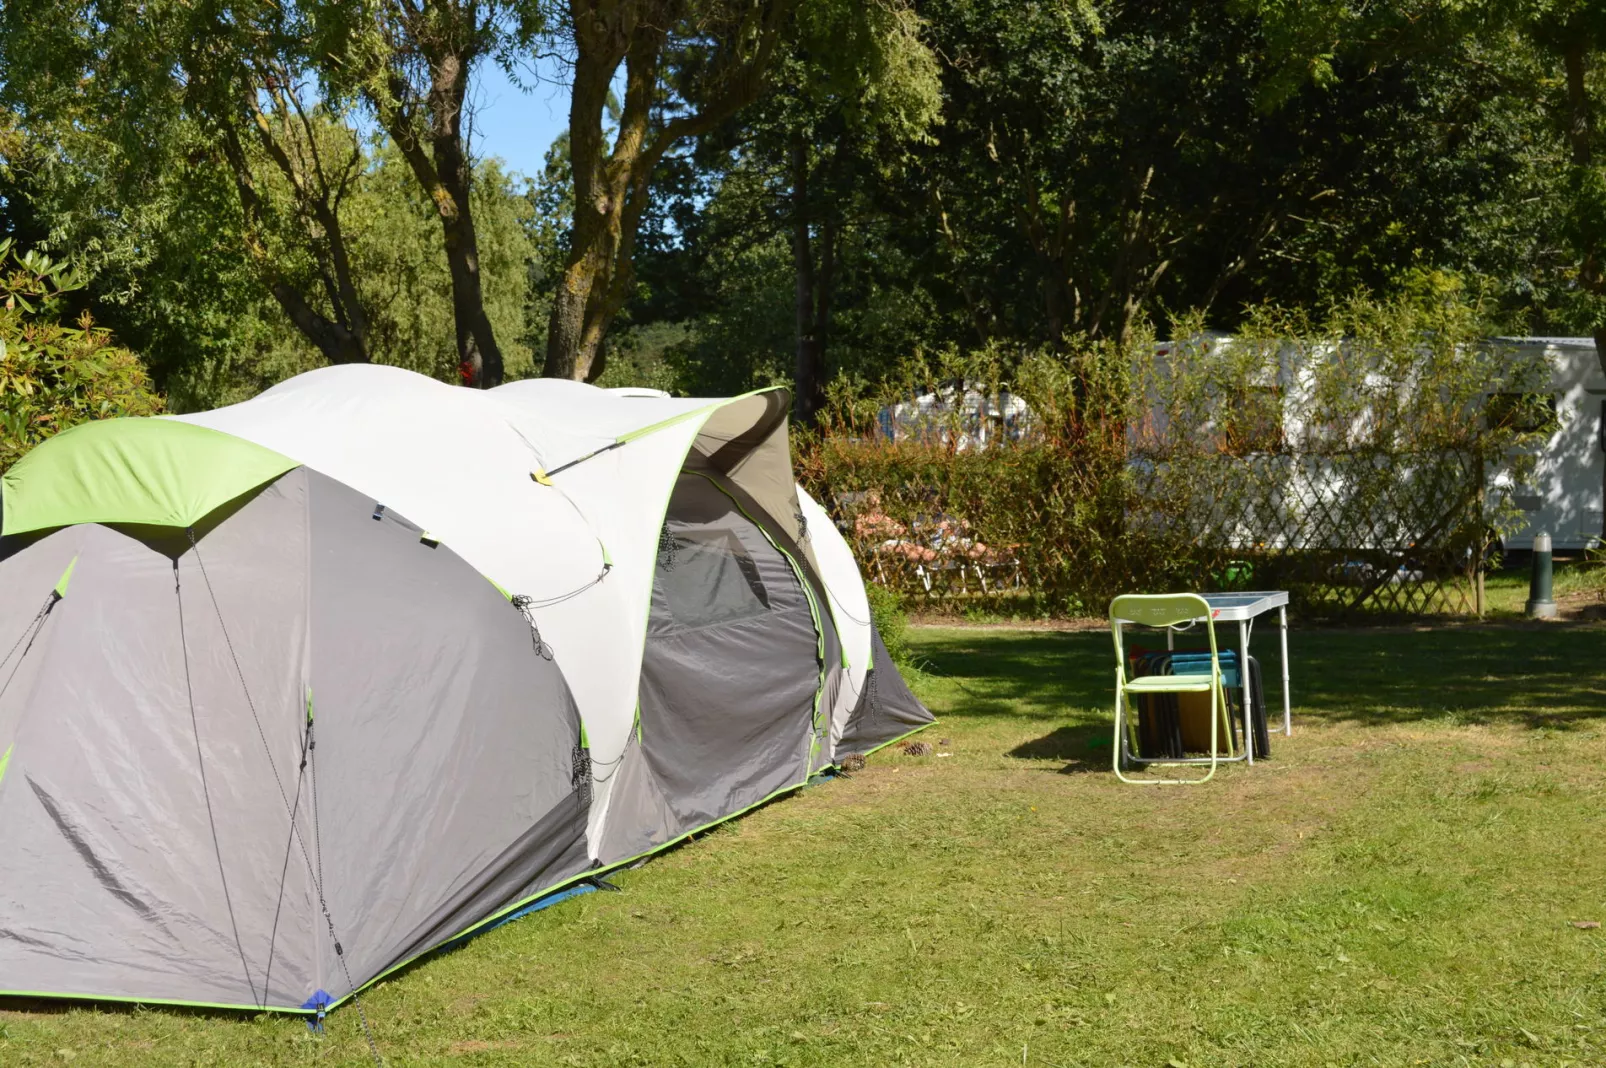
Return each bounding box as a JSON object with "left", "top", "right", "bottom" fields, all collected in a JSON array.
[
  {"left": 1239, "top": 619, "right": 1253, "bottom": 765},
  {"left": 1279, "top": 605, "right": 1291, "bottom": 736}
]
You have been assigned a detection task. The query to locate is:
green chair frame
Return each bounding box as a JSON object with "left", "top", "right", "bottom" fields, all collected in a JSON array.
[{"left": 1109, "top": 593, "right": 1236, "bottom": 784}]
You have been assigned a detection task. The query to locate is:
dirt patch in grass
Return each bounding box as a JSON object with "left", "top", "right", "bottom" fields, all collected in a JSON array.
[{"left": 447, "top": 1038, "right": 522, "bottom": 1053}]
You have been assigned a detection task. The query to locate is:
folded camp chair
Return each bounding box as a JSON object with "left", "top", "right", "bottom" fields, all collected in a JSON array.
[{"left": 1110, "top": 593, "right": 1233, "bottom": 784}]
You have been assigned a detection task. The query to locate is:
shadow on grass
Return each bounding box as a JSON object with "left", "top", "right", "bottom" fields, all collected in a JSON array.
[
  {"left": 915, "top": 631, "right": 1110, "bottom": 722},
  {"left": 1006, "top": 723, "right": 1112, "bottom": 774},
  {"left": 914, "top": 621, "right": 1606, "bottom": 733}
]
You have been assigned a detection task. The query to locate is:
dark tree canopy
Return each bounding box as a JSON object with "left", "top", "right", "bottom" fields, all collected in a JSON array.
[{"left": 0, "top": 0, "right": 1601, "bottom": 411}]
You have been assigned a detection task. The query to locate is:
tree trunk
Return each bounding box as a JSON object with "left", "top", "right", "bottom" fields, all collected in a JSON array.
[
  {"left": 268, "top": 282, "right": 369, "bottom": 365},
  {"left": 542, "top": 0, "right": 791, "bottom": 381},
  {"left": 375, "top": 35, "right": 504, "bottom": 388},
  {"left": 544, "top": 193, "right": 622, "bottom": 383},
  {"left": 541, "top": 5, "right": 650, "bottom": 383},
  {"left": 545, "top": 258, "right": 616, "bottom": 383},
  {"left": 791, "top": 133, "right": 827, "bottom": 424},
  {"left": 435, "top": 119, "right": 503, "bottom": 388},
  {"left": 217, "top": 123, "right": 371, "bottom": 366}
]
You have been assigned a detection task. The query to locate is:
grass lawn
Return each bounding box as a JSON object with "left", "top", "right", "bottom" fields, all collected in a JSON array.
[
  {"left": 1484, "top": 561, "right": 1606, "bottom": 619},
  {"left": 4, "top": 623, "right": 1606, "bottom": 1066}
]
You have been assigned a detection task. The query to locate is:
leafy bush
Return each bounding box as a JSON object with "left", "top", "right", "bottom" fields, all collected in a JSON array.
[
  {"left": 797, "top": 330, "right": 1148, "bottom": 617},
  {"left": 798, "top": 292, "right": 1552, "bottom": 619},
  {"left": 865, "top": 581, "right": 912, "bottom": 667},
  {"left": 1, "top": 240, "right": 163, "bottom": 470}
]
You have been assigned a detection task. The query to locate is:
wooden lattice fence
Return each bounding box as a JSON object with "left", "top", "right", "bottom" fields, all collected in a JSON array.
[{"left": 798, "top": 309, "right": 1550, "bottom": 620}]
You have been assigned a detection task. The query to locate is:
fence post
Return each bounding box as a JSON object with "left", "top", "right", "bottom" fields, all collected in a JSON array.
[
  {"left": 1475, "top": 480, "right": 1487, "bottom": 618},
  {"left": 1526, "top": 532, "right": 1557, "bottom": 619}
]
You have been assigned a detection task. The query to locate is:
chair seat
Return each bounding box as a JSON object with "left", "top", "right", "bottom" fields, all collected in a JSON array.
[{"left": 1123, "top": 674, "right": 1215, "bottom": 694}]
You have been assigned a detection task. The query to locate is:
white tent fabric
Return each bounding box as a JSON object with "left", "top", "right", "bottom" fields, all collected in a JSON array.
[
  {"left": 489, "top": 379, "right": 724, "bottom": 842},
  {"left": 173, "top": 365, "right": 873, "bottom": 854},
  {"left": 798, "top": 487, "right": 873, "bottom": 749}
]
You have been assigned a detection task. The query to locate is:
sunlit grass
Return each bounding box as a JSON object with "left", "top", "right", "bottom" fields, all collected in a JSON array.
[
  {"left": 1483, "top": 560, "right": 1606, "bottom": 618},
  {"left": 4, "top": 624, "right": 1606, "bottom": 1065}
]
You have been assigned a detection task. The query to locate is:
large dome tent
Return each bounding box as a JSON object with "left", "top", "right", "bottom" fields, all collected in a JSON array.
[{"left": 0, "top": 365, "right": 931, "bottom": 1015}]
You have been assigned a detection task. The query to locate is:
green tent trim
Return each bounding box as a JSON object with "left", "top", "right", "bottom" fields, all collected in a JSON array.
[
  {"left": 1, "top": 419, "right": 299, "bottom": 537},
  {"left": 53, "top": 557, "right": 78, "bottom": 598},
  {"left": 612, "top": 385, "right": 788, "bottom": 445}
]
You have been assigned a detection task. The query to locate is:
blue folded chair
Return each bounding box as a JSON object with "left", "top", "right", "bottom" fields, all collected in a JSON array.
[{"left": 1157, "top": 650, "right": 1270, "bottom": 759}]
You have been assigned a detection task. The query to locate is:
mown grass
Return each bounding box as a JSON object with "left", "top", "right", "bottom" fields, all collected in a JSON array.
[
  {"left": 1484, "top": 560, "right": 1606, "bottom": 618},
  {"left": 4, "top": 623, "right": 1606, "bottom": 1066}
]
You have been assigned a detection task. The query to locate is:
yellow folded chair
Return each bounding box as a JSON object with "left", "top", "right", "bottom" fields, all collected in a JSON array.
[{"left": 1109, "top": 593, "right": 1237, "bottom": 784}]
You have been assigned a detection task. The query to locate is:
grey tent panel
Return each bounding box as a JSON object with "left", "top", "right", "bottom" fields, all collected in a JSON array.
[
  {"left": 303, "top": 469, "right": 590, "bottom": 1001},
  {"left": 600, "top": 473, "right": 823, "bottom": 862},
  {"left": 674, "top": 463, "right": 845, "bottom": 779},
  {"left": 0, "top": 469, "right": 590, "bottom": 1010},
  {"left": 0, "top": 526, "right": 86, "bottom": 761},
  {"left": 837, "top": 623, "right": 935, "bottom": 757},
  {"left": 0, "top": 475, "right": 317, "bottom": 1009}
]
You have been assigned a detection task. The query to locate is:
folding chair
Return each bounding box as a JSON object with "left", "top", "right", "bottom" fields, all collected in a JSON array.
[{"left": 1110, "top": 593, "right": 1234, "bottom": 784}]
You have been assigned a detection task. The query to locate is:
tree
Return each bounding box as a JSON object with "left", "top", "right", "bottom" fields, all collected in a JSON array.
[
  {"left": 1241, "top": 1, "right": 1606, "bottom": 345},
  {"left": 865, "top": 0, "right": 1558, "bottom": 349},
  {"left": 1529, "top": 2, "right": 1606, "bottom": 363},
  {"left": 910, "top": 0, "right": 1347, "bottom": 348},
  {"left": 575, "top": 0, "right": 939, "bottom": 409},
  {"left": 541, "top": 0, "right": 796, "bottom": 382},
  {"left": 315, "top": 0, "right": 546, "bottom": 388},
  {"left": 773, "top": 0, "right": 940, "bottom": 420},
  {"left": 0, "top": 0, "right": 380, "bottom": 368},
  {"left": 353, "top": 148, "right": 540, "bottom": 383},
  {"left": 0, "top": 239, "right": 162, "bottom": 470}
]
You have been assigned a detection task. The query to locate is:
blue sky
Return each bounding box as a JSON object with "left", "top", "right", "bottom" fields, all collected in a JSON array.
[{"left": 468, "top": 59, "right": 572, "bottom": 183}]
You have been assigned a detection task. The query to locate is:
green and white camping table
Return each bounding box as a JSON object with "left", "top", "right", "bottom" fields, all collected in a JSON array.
[{"left": 1162, "top": 590, "right": 1292, "bottom": 764}]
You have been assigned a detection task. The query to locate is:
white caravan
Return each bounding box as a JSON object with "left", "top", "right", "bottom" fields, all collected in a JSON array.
[
  {"left": 1489, "top": 338, "right": 1605, "bottom": 552},
  {"left": 1154, "top": 335, "right": 1606, "bottom": 554}
]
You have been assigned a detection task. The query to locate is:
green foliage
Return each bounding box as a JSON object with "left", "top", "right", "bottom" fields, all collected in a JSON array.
[
  {"left": 863, "top": 580, "right": 911, "bottom": 667},
  {"left": 0, "top": 239, "right": 162, "bottom": 469},
  {"left": 3, "top": 0, "right": 1606, "bottom": 410},
  {"left": 787, "top": 0, "right": 945, "bottom": 145},
  {"left": 645, "top": 0, "right": 1583, "bottom": 396},
  {"left": 799, "top": 292, "right": 1553, "bottom": 619},
  {"left": 25, "top": 137, "right": 543, "bottom": 412},
  {"left": 588, "top": 322, "right": 692, "bottom": 393},
  {"left": 662, "top": 230, "right": 796, "bottom": 396}
]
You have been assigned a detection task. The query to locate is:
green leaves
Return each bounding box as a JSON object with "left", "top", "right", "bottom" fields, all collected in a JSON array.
[
  {"left": 0, "top": 238, "right": 88, "bottom": 317},
  {"left": 0, "top": 241, "right": 163, "bottom": 470}
]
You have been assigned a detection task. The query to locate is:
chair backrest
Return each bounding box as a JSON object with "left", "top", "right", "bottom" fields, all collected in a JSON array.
[
  {"left": 1110, "top": 593, "right": 1212, "bottom": 630},
  {"left": 1109, "top": 592, "right": 1219, "bottom": 674}
]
